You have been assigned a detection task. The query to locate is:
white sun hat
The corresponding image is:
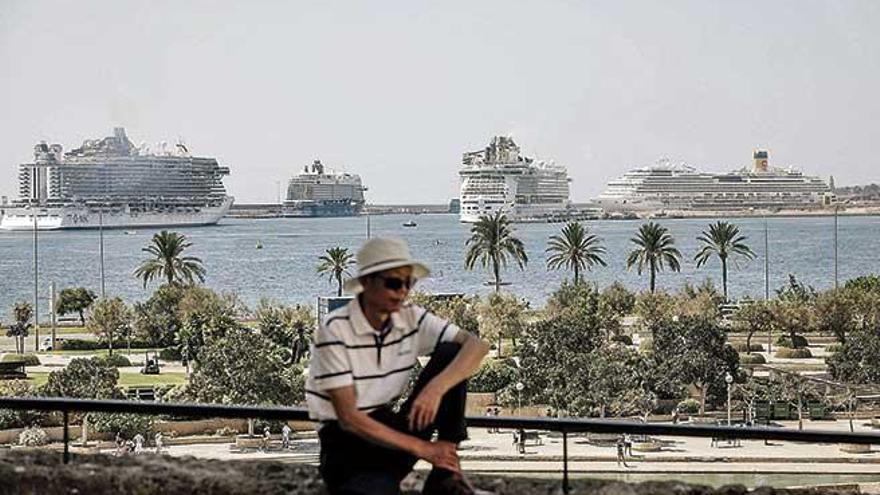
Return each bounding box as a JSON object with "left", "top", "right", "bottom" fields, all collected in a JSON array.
[{"left": 342, "top": 237, "right": 430, "bottom": 294}]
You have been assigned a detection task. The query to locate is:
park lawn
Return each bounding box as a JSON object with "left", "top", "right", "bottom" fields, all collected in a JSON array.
[{"left": 24, "top": 371, "right": 188, "bottom": 388}]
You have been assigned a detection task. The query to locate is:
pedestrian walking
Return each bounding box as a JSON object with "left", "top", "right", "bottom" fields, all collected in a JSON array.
[
  {"left": 282, "top": 424, "right": 292, "bottom": 449},
  {"left": 616, "top": 436, "right": 629, "bottom": 467},
  {"left": 306, "top": 237, "right": 490, "bottom": 495},
  {"left": 133, "top": 433, "right": 145, "bottom": 455},
  {"left": 154, "top": 432, "right": 164, "bottom": 455}
]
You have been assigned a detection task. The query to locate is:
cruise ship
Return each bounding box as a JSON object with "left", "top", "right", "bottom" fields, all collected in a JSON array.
[
  {"left": 595, "top": 150, "right": 833, "bottom": 213},
  {"left": 0, "top": 128, "right": 233, "bottom": 231},
  {"left": 282, "top": 159, "right": 366, "bottom": 217},
  {"left": 459, "top": 136, "right": 571, "bottom": 223}
]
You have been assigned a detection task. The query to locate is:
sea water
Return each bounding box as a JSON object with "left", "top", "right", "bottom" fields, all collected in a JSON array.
[{"left": 0, "top": 213, "right": 877, "bottom": 319}]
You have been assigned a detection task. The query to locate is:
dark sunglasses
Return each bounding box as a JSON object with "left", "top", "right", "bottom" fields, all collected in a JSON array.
[{"left": 376, "top": 275, "right": 416, "bottom": 291}]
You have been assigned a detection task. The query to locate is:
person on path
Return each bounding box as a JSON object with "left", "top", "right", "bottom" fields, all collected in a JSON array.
[
  {"left": 154, "top": 432, "right": 164, "bottom": 455},
  {"left": 616, "top": 436, "right": 629, "bottom": 467},
  {"left": 282, "top": 424, "right": 292, "bottom": 449},
  {"left": 133, "top": 433, "right": 145, "bottom": 455},
  {"left": 307, "top": 237, "right": 490, "bottom": 495}
]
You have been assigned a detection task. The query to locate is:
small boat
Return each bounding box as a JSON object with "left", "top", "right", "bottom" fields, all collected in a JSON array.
[
  {"left": 402, "top": 221, "right": 417, "bottom": 227},
  {"left": 256, "top": 240, "right": 263, "bottom": 249},
  {"left": 124, "top": 230, "right": 137, "bottom": 235}
]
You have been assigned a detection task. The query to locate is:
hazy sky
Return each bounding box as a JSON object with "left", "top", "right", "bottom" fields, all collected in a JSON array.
[{"left": 1, "top": 1, "right": 878, "bottom": 204}]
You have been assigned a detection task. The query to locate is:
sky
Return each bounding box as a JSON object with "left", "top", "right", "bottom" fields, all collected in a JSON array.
[{"left": 1, "top": 0, "right": 878, "bottom": 204}]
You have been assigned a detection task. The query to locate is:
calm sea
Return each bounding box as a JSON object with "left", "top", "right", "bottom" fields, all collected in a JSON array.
[{"left": 0, "top": 213, "right": 877, "bottom": 319}]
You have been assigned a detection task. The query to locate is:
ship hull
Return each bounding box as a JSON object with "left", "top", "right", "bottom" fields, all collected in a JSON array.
[
  {"left": 459, "top": 201, "right": 571, "bottom": 223},
  {"left": 281, "top": 200, "right": 363, "bottom": 218},
  {"left": 0, "top": 197, "right": 233, "bottom": 231}
]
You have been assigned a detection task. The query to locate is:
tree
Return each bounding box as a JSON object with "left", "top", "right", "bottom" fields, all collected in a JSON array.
[
  {"left": 6, "top": 302, "right": 33, "bottom": 354},
  {"left": 575, "top": 344, "right": 651, "bottom": 418},
  {"left": 827, "top": 327, "right": 880, "bottom": 384},
  {"left": 134, "top": 230, "right": 206, "bottom": 288},
  {"left": 776, "top": 274, "right": 818, "bottom": 304},
  {"left": 477, "top": 292, "right": 527, "bottom": 357},
  {"left": 408, "top": 293, "right": 481, "bottom": 335},
  {"left": 516, "top": 304, "right": 605, "bottom": 415},
  {"left": 56, "top": 287, "right": 98, "bottom": 326},
  {"left": 316, "top": 247, "right": 355, "bottom": 297},
  {"left": 87, "top": 298, "right": 132, "bottom": 356},
  {"left": 254, "top": 300, "right": 316, "bottom": 364},
  {"left": 769, "top": 300, "right": 813, "bottom": 349},
  {"left": 42, "top": 358, "right": 120, "bottom": 399},
  {"left": 464, "top": 211, "right": 528, "bottom": 292},
  {"left": 693, "top": 221, "right": 755, "bottom": 300},
  {"left": 626, "top": 222, "right": 681, "bottom": 293},
  {"left": 732, "top": 300, "right": 774, "bottom": 354},
  {"left": 652, "top": 315, "right": 740, "bottom": 415},
  {"left": 187, "top": 328, "right": 305, "bottom": 435},
  {"left": 133, "top": 284, "right": 187, "bottom": 348},
  {"left": 545, "top": 221, "right": 606, "bottom": 284},
  {"left": 600, "top": 282, "right": 636, "bottom": 319},
  {"left": 772, "top": 372, "right": 816, "bottom": 430}
]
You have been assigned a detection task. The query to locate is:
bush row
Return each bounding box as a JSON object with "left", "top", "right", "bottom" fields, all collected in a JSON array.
[
  {"left": 775, "top": 347, "right": 813, "bottom": 359},
  {"left": 739, "top": 353, "right": 766, "bottom": 364},
  {"left": 775, "top": 335, "right": 810, "bottom": 349},
  {"left": 0, "top": 353, "right": 41, "bottom": 366}
]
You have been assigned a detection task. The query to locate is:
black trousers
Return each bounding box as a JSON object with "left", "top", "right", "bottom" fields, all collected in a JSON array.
[{"left": 319, "top": 342, "right": 468, "bottom": 495}]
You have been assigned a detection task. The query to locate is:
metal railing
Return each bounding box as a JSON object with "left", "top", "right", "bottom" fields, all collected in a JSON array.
[{"left": 2, "top": 397, "right": 880, "bottom": 494}]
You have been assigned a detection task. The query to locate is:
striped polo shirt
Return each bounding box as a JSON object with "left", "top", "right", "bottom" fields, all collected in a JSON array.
[{"left": 306, "top": 297, "right": 460, "bottom": 422}]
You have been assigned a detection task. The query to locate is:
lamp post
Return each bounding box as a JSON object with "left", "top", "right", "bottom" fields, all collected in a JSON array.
[
  {"left": 764, "top": 214, "right": 771, "bottom": 355},
  {"left": 725, "top": 372, "right": 733, "bottom": 426},
  {"left": 31, "top": 205, "right": 40, "bottom": 352},
  {"left": 515, "top": 381, "right": 524, "bottom": 416},
  {"left": 99, "top": 207, "right": 106, "bottom": 298},
  {"left": 833, "top": 205, "right": 839, "bottom": 289}
]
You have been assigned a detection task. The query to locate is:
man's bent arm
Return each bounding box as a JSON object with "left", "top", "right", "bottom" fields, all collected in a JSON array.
[{"left": 429, "top": 331, "right": 490, "bottom": 395}]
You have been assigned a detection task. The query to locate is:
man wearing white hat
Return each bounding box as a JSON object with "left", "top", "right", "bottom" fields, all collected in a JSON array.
[{"left": 307, "top": 237, "right": 490, "bottom": 495}]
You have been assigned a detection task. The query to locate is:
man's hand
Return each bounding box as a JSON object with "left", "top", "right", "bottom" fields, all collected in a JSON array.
[
  {"left": 418, "top": 440, "right": 460, "bottom": 473},
  {"left": 408, "top": 382, "right": 444, "bottom": 432}
]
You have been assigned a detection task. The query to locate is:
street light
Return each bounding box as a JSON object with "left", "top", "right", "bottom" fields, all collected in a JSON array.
[
  {"left": 515, "top": 381, "right": 524, "bottom": 416},
  {"left": 725, "top": 372, "right": 734, "bottom": 426}
]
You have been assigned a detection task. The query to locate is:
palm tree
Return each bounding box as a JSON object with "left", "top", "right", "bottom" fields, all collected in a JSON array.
[
  {"left": 694, "top": 221, "right": 755, "bottom": 300},
  {"left": 546, "top": 221, "right": 607, "bottom": 284},
  {"left": 626, "top": 222, "right": 682, "bottom": 293},
  {"left": 134, "top": 231, "right": 206, "bottom": 288},
  {"left": 464, "top": 211, "right": 528, "bottom": 292},
  {"left": 317, "top": 247, "right": 355, "bottom": 297}
]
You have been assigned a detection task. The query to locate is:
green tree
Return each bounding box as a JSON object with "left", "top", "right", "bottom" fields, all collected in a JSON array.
[
  {"left": 575, "top": 344, "right": 651, "bottom": 418},
  {"left": 187, "top": 328, "right": 305, "bottom": 435},
  {"left": 254, "top": 300, "right": 316, "bottom": 364},
  {"left": 42, "top": 357, "right": 120, "bottom": 399},
  {"left": 827, "top": 327, "right": 880, "bottom": 384},
  {"left": 776, "top": 274, "right": 818, "bottom": 304},
  {"left": 769, "top": 300, "right": 813, "bottom": 349},
  {"left": 652, "top": 315, "right": 739, "bottom": 415},
  {"left": 87, "top": 298, "right": 132, "bottom": 356},
  {"left": 600, "top": 282, "right": 636, "bottom": 318},
  {"left": 133, "top": 284, "right": 186, "bottom": 348},
  {"left": 316, "top": 247, "right": 355, "bottom": 297},
  {"left": 477, "top": 292, "right": 527, "bottom": 357},
  {"left": 626, "top": 222, "right": 681, "bottom": 293},
  {"left": 693, "top": 221, "right": 755, "bottom": 300},
  {"left": 545, "top": 221, "right": 606, "bottom": 284},
  {"left": 408, "top": 293, "right": 481, "bottom": 335},
  {"left": 732, "top": 300, "right": 774, "bottom": 354},
  {"left": 7, "top": 302, "right": 34, "bottom": 354},
  {"left": 134, "top": 230, "right": 206, "bottom": 288},
  {"left": 464, "top": 211, "right": 528, "bottom": 292},
  {"left": 55, "top": 287, "right": 98, "bottom": 326}
]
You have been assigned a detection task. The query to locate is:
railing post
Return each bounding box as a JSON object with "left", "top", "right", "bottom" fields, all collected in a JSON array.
[
  {"left": 562, "top": 429, "right": 569, "bottom": 494},
  {"left": 63, "top": 409, "right": 70, "bottom": 464}
]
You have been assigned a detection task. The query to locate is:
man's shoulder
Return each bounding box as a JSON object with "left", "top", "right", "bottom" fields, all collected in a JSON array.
[
  {"left": 322, "top": 304, "right": 353, "bottom": 328},
  {"left": 397, "top": 303, "right": 430, "bottom": 326}
]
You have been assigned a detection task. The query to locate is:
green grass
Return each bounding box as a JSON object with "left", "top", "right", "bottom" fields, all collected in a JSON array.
[{"left": 23, "top": 371, "right": 188, "bottom": 388}]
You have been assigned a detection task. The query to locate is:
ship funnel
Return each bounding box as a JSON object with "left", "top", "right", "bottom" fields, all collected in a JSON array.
[{"left": 753, "top": 149, "right": 769, "bottom": 173}]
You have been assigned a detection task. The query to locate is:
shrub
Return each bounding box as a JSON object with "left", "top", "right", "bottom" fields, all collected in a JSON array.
[
  {"left": 826, "top": 343, "right": 843, "bottom": 354},
  {"left": 58, "top": 339, "right": 103, "bottom": 351},
  {"left": 88, "top": 411, "right": 155, "bottom": 439},
  {"left": 611, "top": 334, "right": 633, "bottom": 346},
  {"left": 676, "top": 398, "right": 700, "bottom": 414},
  {"left": 93, "top": 354, "right": 132, "bottom": 368},
  {"left": 776, "top": 335, "right": 809, "bottom": 349},
  {"left": 776, "top": 347, "right": 813, "bottom": 359},
  {"left": 214, "top": 426, "right": 238, "bottom": 437},
  {"left": 0, "top": 381, "right": 46, "bottom": 429},
  {"left": 731, "top": 342, "right": 764, "bottom": 352},
  {"left": 18, "top": 426, "right": 49, "bottom": 446},
  {"left": 158, "top": 347, "right": 182, "bottom": 361},
  {"left": 739, "top": 353, "right": 766, "bottom": 364},
  {"left": 468, "top": 359, "right": 518, "bottom": 393},
  {"left": 1, "top": 353, "right": 41, "bottom": 366}
]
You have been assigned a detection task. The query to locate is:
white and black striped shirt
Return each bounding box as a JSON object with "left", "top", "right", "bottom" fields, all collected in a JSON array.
[{"left": 306, "top": 297, "right": 460, "bottom": 422}]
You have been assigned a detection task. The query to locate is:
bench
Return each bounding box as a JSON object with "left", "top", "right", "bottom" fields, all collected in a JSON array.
[{"left": 0, "top": 362, "right": 27, "bottom": 380}]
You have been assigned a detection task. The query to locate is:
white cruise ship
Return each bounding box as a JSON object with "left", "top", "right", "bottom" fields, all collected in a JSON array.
[
  {"left": 459, "top": 136, "right": 571, "bottom": 223},
  {"left": 282, "top": 159, "right": 366, "bottom": 217},
  {"left": 595, "top": 150, "right": 833, "bottom": 213},
  {"left": 0, "top": 128, "right": 233, "bottom": 231}
]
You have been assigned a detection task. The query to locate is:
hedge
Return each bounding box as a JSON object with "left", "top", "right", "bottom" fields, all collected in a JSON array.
[
  {"left": 676, "top": 399, "right": 700, "bottom": 414},
  {"left": 1, "top": 353, "right": 41, "bottom": 366},
  {"left": 93, "top": 354, "right": 133, "bottom": 368},
  {"left": 731, "top": 342, "right": 764, "bottom": 352},
  {"left": 611, "top": 334, "right": 633, "bottom": 346},
  {"left": 825, "top": 343, "right": 843, "bottom": 353},
  {"left": 775, "top": 347, "right": 813, "bottom": 359},
  {"left": 58, "top": 339, "right": 103, "bottom": 351},
  {"left": 739, "top": 353, "right": 766, "bottom": 364}
]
